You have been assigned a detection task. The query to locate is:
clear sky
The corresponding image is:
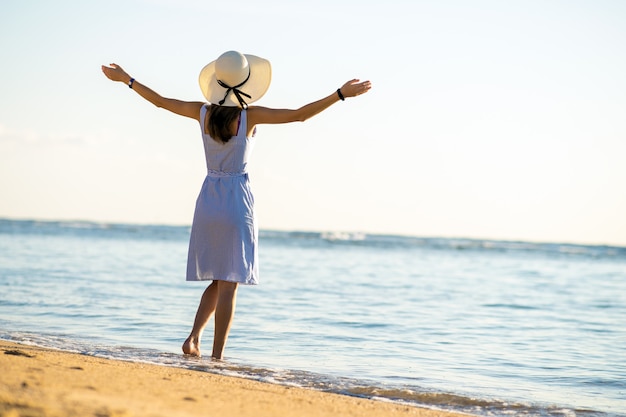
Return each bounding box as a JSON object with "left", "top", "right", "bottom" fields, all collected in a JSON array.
[{"left": 1, "top": 0, "right": 625, "bottom": 246}]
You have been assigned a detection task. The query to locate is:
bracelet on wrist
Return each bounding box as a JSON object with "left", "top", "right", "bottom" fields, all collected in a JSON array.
[
  {"left": 128, "top": 78, "right": 135, "bottom": 89},
  {"left": 336, "top": 88, "right": 345, "bottom": 101}
]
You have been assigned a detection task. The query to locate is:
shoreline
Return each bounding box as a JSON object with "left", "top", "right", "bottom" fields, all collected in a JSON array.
[{"left": 1, "top": 340, "right": 469, "bottom": 417}]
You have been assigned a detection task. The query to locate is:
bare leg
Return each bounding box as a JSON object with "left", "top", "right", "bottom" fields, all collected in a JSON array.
[
  {"left": 182, "top": 281, "right": 218, "bottom": 356},
  {"left": 212, "top": 281, "right": 239, "bottom": 359}
]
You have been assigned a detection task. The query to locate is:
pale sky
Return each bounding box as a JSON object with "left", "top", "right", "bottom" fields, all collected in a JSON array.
[{"left": 1, "top": 0, "right": 625, "bottom": 246}]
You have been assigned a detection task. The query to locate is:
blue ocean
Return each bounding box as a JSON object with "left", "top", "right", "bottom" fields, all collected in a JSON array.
[{"left": 0, "top": 218, "right": 624, "bottom": 417}]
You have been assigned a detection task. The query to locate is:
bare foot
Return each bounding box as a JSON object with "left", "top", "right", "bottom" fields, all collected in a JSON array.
[{"left": 182, "top": 336, "right": 201, "bottom": 357}]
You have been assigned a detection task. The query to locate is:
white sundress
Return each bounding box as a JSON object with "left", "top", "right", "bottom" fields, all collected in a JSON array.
[{"left": 186, "top": 105, "right": 258, "bottom": 285}]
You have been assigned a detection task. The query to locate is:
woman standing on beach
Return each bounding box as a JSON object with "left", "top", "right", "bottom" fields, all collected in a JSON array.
[{"left": 101, "top": 51, "right": 371, "bottom": 359}]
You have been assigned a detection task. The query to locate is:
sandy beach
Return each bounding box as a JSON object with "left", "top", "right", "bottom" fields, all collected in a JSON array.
[{"left": 0, "top": 340, "right": 469, "bottom": 417}]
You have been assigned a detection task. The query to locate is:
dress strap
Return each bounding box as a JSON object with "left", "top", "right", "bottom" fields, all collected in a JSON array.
[
  {"left": 238, "top": 109, "right": 247, "bottom": 138},
  {"left": 237, "top": 109, "right": 256, "bottom": 138},
  {"left": 199, "top": 104, "right": 210, "bottom": 133},
  {"left": 200, "top": 104, "right": 210, "bottom": 120}
]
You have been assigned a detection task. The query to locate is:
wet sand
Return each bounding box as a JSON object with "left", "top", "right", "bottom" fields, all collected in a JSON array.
[{"left": 0, "top": 340, "right": 469, "bottom": 417}]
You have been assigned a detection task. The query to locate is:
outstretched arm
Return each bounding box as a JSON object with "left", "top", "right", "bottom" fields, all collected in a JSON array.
[
  {"left": 101, "top": 63, "right": 203, "bottom": 120},
  {"left": 247, "top": 79, "right": 371, "bottom": 127}
]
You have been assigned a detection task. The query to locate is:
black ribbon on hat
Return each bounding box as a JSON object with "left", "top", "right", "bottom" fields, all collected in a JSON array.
[{"left": 217, "top": 69, "right": 252, "bottom": 109}]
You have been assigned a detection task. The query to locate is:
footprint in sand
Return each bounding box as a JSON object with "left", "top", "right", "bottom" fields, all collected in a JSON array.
[{"left": 4, "top": 349, "right": 35, "bottom": 358}]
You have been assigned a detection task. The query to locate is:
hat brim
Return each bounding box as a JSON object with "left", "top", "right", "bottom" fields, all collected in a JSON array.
[{"left": 199, "top": 54, "right": 271, "bottom": 108}]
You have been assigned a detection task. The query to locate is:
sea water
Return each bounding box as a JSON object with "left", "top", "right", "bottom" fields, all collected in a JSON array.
[{"left": 0, "top": 219, "right": 624, "bottom": 417}]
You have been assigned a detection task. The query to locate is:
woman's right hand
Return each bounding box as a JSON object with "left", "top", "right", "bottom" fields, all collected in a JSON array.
[{"left": 101, "top": 63, "right": 131, "bottom": 84}]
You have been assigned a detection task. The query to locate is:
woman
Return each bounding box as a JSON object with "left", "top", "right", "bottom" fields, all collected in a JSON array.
[{"left": 102, "top": 50, "right": 371, "bottom": 359}]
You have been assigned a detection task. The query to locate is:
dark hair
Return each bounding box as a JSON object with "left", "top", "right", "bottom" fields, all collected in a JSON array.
[{"left": 207, "top": 104, "right": 241, "bottom": 143}]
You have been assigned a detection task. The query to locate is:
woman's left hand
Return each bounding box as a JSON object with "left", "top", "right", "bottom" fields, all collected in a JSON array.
[{"left": 340, "top": 79, "right": 372, "bottom": 98}]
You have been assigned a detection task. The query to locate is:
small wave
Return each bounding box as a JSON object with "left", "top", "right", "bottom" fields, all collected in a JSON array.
[
  {"left": 267, "top": 231, "right": 626, "bottom": 259},
  {"left": 342, "top": 387, "right": 608, "bottom": 417},
  {"left": 320, "top": 231, "right": 367, "bottom": 242},
  {"left": 0, "top": 218, "right": 190, "bottom": 242}
]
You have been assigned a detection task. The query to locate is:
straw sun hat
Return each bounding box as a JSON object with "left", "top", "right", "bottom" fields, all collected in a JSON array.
[{"left": 199, "top": 51, "right": 272, "bottom": 108}]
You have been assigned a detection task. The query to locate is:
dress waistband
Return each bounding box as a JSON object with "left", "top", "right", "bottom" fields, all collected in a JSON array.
[{"left": 206, "top": 169, "right": 247, "bottom": 178}]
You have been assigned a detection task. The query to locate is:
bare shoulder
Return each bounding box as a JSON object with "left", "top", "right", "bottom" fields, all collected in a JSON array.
[
  {"left": 246, "top": 106, "right": 266, "bottom": 127},
  {"left": 247, "top": 105, "right": 298, "bottom": 126},
  {"left": 246, "top": 105, "right": 270, "bottom": 118},
  {"left": 182, "top": 101, "right": 206, "bottom": 121}
]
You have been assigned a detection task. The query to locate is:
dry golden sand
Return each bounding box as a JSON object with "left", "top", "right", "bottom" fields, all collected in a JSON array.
[{"left": 0, "top": 340, "right": 468, "bottom": 417}]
